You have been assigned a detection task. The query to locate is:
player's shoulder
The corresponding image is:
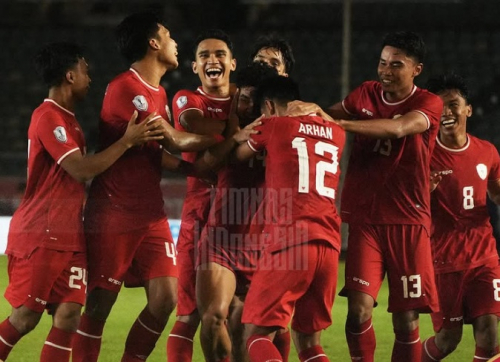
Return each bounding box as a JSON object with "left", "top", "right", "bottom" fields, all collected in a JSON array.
[
  {"left": 468, "top": 133, "right": 497, "bottom": 152},
  {"left": 414, "top": 86, "right": 443, "bottom": 104}
]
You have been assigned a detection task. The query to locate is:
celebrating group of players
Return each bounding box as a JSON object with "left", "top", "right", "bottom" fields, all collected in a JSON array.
[{"left": 1, "top": 9, "right": 500, "bottom": 362}]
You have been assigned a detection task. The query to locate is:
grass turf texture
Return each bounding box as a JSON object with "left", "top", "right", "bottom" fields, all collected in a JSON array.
[{"left": 0, "top": 255, "right": 476, "bottom": 361}]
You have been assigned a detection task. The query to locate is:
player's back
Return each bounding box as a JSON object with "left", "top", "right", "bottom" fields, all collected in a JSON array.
[{"left": 250, "top": 115, "right": 345, "bottom": 251}]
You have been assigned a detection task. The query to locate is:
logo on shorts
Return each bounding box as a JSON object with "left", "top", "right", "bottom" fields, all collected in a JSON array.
[
  {"left": 476, "top": 163, "right": 487, "bottom": 180},
  {"left": 176, "top": 95, "right": 187, "bottom": 109},
  {"left": 352, "top": 277, "right": 370, "bottom": 286},
  {"left": 449, "top": 316, "right": 463, "bottom": 322},
  {"left": 132, "top": 95, "right": 148, "bottom": 111},
  {"left": 108, "top": 277, "right": 122, "bottom": 286},
  {"left": 35, "top": 297, "right": 47, "bottom": 305},
  {"left": 53, "top": 126, "right": 67, "bottom": 143}
]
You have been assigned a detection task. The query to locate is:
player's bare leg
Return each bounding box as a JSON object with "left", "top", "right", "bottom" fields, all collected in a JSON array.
[
  {"left": 392, "top": 310, "right": 421, "bottom": 362},
  {"left": 197, "top": 262, "right": 236, "bottom": 362},
  {"left": 422, "top": 325, "right": 462, "bottom": 361},
  {"left": 473, "top": 314, "right": 499, "bottom": 359},
  {"left": 228, "top": 295, "right": 247, "bottom": 362},
  {"left": 7, "top": 305, "right": 43, "bottom": 335},
  {"left": 292, "top": 329, "right": 329, "bottom": 361},
  {"left": 345, "top": 290, "right": 376, "bottom": 361},
  {"left": 122, "top": 276, "right": 177, "bottom": 361}
]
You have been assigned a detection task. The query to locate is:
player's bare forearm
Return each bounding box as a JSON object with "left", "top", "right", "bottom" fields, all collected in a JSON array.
[
  {"left": 338, "top": 112, "right": 428, "bottom": 139},
  {"left": 180, "top": 112, "right": 226, "bottom": 135},
  {"left": 196, "top": 137, "right": 238, "bottom": 172},
  {"left": 488, "top": 179, "right": 500, "bottom": 205}
]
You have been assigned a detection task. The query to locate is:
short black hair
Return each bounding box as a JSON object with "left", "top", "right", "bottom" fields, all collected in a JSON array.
[
  {"left": 116, "top": 11, "right": 164, "bottom": 63},
  {"left": 236, "top": 62, "right": 278, "bottom": 89},
  {"left": 382, "top": 31, "right": 426, "bottom": 64},
  {"left": 194, "top": 29, "right": 233, "bottom": 59},
  {"left": 34, "top": 42, "right": 84, "bottom": 88},
  {"left": 426, "top": 73, "right": 470, "bottom": 103},
  {"left": 250, "top": 33, "right": 295, "bottom": 74},
  {"left": 255, "top": 75, "right": 301, "bottom": 110}
]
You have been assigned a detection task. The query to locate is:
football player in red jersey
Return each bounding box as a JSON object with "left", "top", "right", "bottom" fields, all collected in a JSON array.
[
  {"left": 287, "top": 31, "right": 443, "bottom": 362},
  {"left": 421, "top": 73, "right": 500, "bottom": 362},
  {"left": 167, "top": 29, "right": 237, "bottom": 362},
  {"left": 0, "top": 42, "right": 164, "bottom": 362},
  {"left": 195, "top": 62, "right": 278, "bottom": 362},
  {"left": 232, "top": 75, "right": 345, "bottom": 362},
  {"left": 72, "top": 13, "right": 221, "bottom": 362}
]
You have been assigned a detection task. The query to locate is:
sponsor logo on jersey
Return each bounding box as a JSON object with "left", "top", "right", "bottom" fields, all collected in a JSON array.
[
  {"left": 476, "top": 163, "right": 487, "bottom": 180},
  {"left": 208, "top": 107, "right": 223, "bottom": 113},
  {"left": 53, "top": 126, "right": 67, "bottom": 143},
  {"left": 132, "top": 95, "right": 148, "bottom": 111},
  {"left": 176, "top": 95, "right": 187, "bottom": 109},
  {"left": 362, "top": 108, "right": 373, "bottom": 116}
]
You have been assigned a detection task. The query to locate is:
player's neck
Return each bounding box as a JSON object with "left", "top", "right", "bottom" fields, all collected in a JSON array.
[
  {"left": 384, "top": 83, "right": 414, "bottom": 103},
  {"left": 439, "top": 132, "right": 467, "bottom": 149},
  {"left": 200, "top": 83, "right": 230, "bottom": 98},
  {"left": 130, "top": 59, "right": 168, "bottom": 87},
  {"left": 48, "top": 87, "right": 75, "bottom": 112}
]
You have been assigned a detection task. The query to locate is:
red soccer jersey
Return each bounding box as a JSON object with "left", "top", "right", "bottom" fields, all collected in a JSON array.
[
  {"left": 86, "top": 69, "right": 170, "bottom": 225},
  {"left": 172, "top": 87, "right": 231, "bottom": 249},
  {"left": 430, "top": 135, "right": 500, "bottom": 273},
  {"left": 7, "top": 99, "right": 86, "bottom": 258},
  {"left": 248, "top": 115, "right": 346, "bottom": 252},
  {"left": 340, "top": 81, "right": 443, "bottom": 228},
  {"left": 203, "top": 152, "right": 266, "bottom": 250}
]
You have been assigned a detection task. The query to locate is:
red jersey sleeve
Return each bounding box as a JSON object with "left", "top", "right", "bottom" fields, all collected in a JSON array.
[
  {"left": 172, "top": 90, "right": 204, "bottom": 131},
  {"left": 409, "top": 92, "right": 443, "bottom": 130},
  {"left": 35, "top": 109, "right": 82, "bottom": 164},
  {"left": 341, "top": 82, "right": 366, "bottom": 116},
  {"left": 488, "top": 145, "right": 500, "bottom": 181},
  {"left": 248, "top": 118, "right": 274, "bottom": 152}
]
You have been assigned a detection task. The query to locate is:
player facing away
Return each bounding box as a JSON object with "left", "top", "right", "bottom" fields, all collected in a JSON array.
[
  {"left": 232, "top": 75, "right": 346, "bottom": 362},
  {"left": 0, "top": 42, "right": 164, "bottom": 362},
  {"left": 324, "top": 31, "right": 443, "bottom": 362},
  {"left": 421, "top": 73, "right": 500, "bottom": 362},
  {"left": 167, "top": 29, "right": 236, "bottom": 362},
  {"left": 72, "top": 13, "right": 220, "bottom": 362},
  {"left": 249, "top": 33, "right": 295, "bottom": 77},
  {"left": 194, "top": 62, "right": 278, "bottom": 362}
]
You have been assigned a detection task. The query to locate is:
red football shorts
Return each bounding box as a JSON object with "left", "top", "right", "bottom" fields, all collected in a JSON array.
[
  {"left": 197, "top": 226, "right": 260, "bottom": 296},
  {"left": 242, "top": 240, "right": 339, "bottom": 334},
  {"left": 5, "top": 247, "right": 87, "bottom": 313},
  {"left": 86, "top": 217, "right": 178, "bottom": 293},
  {"left": 431, "top": 262, "right": 500, "bottom": 332},
  {"left": 341, "top": 223, "right": 439, "bottom": 313}
]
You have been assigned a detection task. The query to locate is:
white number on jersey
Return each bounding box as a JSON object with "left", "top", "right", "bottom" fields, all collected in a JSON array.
[
  {"left": 165, "top": 241, "right": 177, "bottom": 265},
  {"left": 292, "top": 137, "right": 339, "bottom": 199},
  {"left": 373, "top": 139, "right": 392, "bottom": 156},
  {"left": 493, "top": 279, "right": 500, "bottom": 301},
  {"left": 69, "top": 267, "right": 87, "bottom": 291},
  {"left": 463, "top": 186, "right": 474, "bottom": 210},
  {"left": 401, "top": 274, "right": 422, "bottom": 298}
]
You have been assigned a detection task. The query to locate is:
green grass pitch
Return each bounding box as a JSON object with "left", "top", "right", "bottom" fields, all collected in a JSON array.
[{"left": 0, "top": 255, "right": 475, "bottom": 361}]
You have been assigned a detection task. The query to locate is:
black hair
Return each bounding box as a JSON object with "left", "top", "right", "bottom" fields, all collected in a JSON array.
[
  {"left": 255, "top": 75, "right": 301, "bottom": 110},
  {"left": 426, "top": 73, "right": 470, "bottom": 103},
  {"left": 250, "top": 33, "right": 295, "bottom": 74},
  {"left": 34, "top": 42, "right": 84, "bottom": 88},
  {"left": 236, "top": 62, "right": 278, "bottom": 89},
  {"left": 193, "top": 29, "right": 233, "bottom": 59},
  {"left": 116, "top": 11, "right": 164, "bottom": 63},
  {"left": 382, "top": 31, "right": 426, "bottom": 64}
]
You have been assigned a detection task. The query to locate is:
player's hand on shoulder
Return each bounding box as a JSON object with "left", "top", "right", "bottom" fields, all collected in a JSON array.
[
  {"left": 233, "top": 115, "right": 263, "bottom": 144},
  {"left": 430, "top": 170, "right": 443, "bottom": 192},
  {"left": 121, "top": 111, "right": 165, "bottom": 148},
  {"left": 286, "top": 100, "right": 321, "bottom": 117}
]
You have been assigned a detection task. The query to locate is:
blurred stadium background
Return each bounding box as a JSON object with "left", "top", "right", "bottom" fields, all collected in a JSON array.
[{"left": 0, "top": 0, "right": 499, "bottom": 232}]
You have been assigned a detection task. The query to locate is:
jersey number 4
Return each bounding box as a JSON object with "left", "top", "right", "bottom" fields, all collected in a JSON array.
[{"left": 292, "top": 137, "right": 339, "bottom": 199}]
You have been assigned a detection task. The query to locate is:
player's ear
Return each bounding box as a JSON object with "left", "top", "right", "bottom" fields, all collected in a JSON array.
[
  {"left": 149, "top": 37, "right": 160, "bottom": 51},
  {"left": 192, "top": 61, "right": 198, "bottom": 74},
  {"left": 466, "top": 103, "right": 473, "bottom": 117},
  {"left": 230, "top": 58, "right": 237, "bottom": 71},
  {"left": 264, "top": 99, "right": 275, "bottom": 116},
  {"left": 65, "top": 70, "right": 75, "bottom": 84},
  {"left": 413, "top": 63, "right": 423, "bottom": 77}
]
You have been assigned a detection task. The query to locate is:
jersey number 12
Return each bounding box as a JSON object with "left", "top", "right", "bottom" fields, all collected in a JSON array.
[{"left": 292, "top": 137, "right": 339, "bottom": 199}]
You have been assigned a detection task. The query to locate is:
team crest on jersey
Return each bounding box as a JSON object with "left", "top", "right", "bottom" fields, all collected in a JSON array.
[
  {"left": 53, "top": 126, "right": 67, "bottom": 143},
  {"left": 476, "top": 163, "right": 487, "bottom": 180},
  {"left": 176, "top": 95, "right": 187, "bottom": 109},
  {"left": 165, "top": 105, "right": 172, "bottom": 122},
  {"left": 132, "top": 95, "right": 148, "bottom": 111}
]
